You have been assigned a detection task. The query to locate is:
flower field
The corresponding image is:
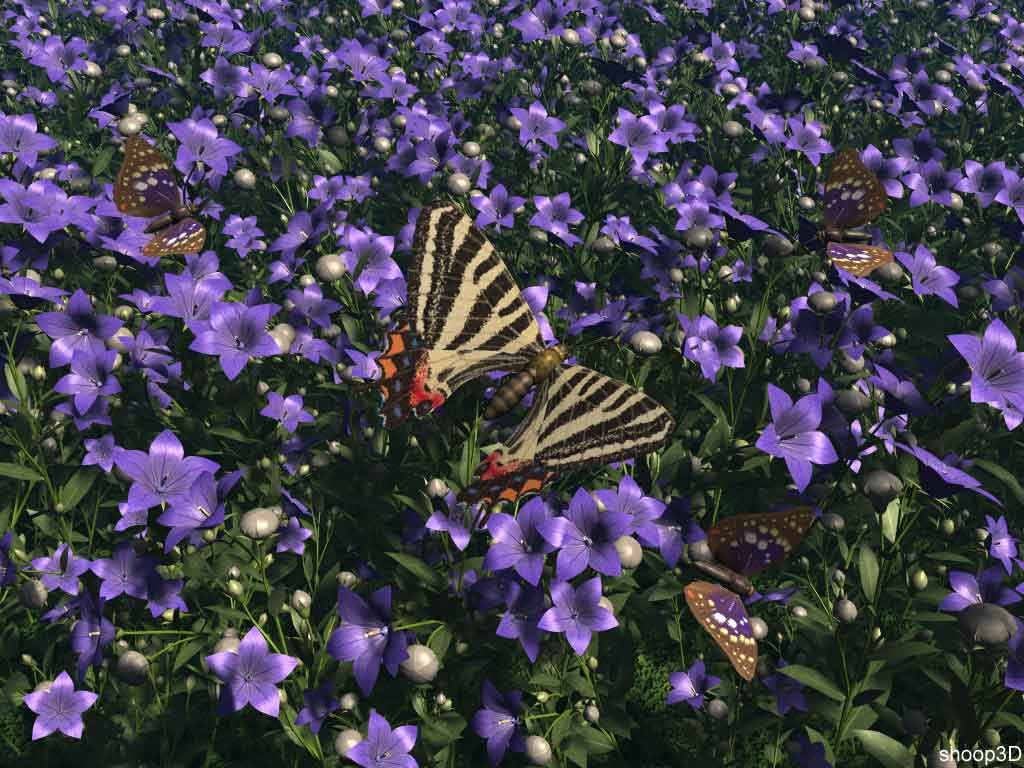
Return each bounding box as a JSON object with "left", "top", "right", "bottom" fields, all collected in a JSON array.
[{"left": 2, "top": 0, "right": 1024, "bottom": 765}]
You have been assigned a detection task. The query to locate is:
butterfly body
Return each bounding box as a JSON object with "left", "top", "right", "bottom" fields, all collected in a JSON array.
[
  {"left": 483, "top": 343, "right": 568, "bottom": 421},
  {"left": 375, "top": 202, "right": 675, "bottom": 514},
  {"left": 692, "top": 559, "right": 754, "bottom": 597},
  {"left": 142, "top": 199, "right": 206, "bottom": 235},
  {"left": 802, "top": 148, "right": 893, "bottom": 277},
  {"left": 113, "top": 135, "right": 207, "bottom": 257}
]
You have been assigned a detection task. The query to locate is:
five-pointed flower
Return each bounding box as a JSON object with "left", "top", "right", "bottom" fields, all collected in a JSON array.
[
  {"left": 537, "top": 576, "right": 618, "bottom": 656},
  {"left": 90, "top": 542, "right": 156, "bottom": 601},
  {"left": 678, "top": 314, "right": 746, "bottom": 381},
  {"left": 156, "top": 471, "right": 235, "bottom": 552},
  {"left": 484, "top": 497, "right": 557, "bottom": 586},
  {"left": 260, "top": 391, "right": 315, "bottom": 434},
  {"left": 538, "top": 488, "right": 631, "bottom": 580},
  {"left": 592, "top": 475, "right": 665, "bottom": 547},
  {"left": 54, "top": 342, "right": 121, "bottom": 415},
  {"left": 328, "top": 586, "right": 410, "bottom": 695},
  {"left": 762, "top": 658, "right": 808, "bottom": 715},
  {"left": 113, "top": 430, "right": 220, "bottom": 514},
  {"left": 668, "top": 660, "right": 720, "bottom": 710},
  {"left": 985, "top": 515, "right": 1020, "bottom": 575},
  {"left": 204, "top": 627, "right": 298, "bottom": 717},
  {"left": 472, "top": 679, "right": 526, "bottom": 767},
  {"left": 346, "top": 709, "right": 419, "bottom": 768},
  {"left": 938, "top": 566, "right": 1022, "bottom": 611},
  {"left": 295, "top": 681, "right": 340, "bottom": 734},
  {"left": 23, "top": 671, "right": 98, "bottom": 741},
  {"left": 35, "top": 288, "right": 122, "bottom": 368},
  {"left": 31, "top": 543, "right": 91, "bottom": 596},
  {"left": 190, "top": 301, "right": 281, "bottom": 381},
  {"left": 755, "top": 385, "right": 838, "bottom": 492},
  {"left": 949, "top": 318, "right": 1024, "bottom": 430}
]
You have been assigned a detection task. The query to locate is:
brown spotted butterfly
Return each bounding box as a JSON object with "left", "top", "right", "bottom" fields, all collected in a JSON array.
[
  {"left": 800, "top": 148, "right": 893, "bottom": 277},
  {"left": 685, "top": 507, "right": 816, "bottom": 681},
  {"left": 114, "top": 135, "right": 206, "bottom": 257}
]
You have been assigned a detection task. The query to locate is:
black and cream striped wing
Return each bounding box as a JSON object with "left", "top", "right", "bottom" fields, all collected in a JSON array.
[
  {"left": 458, "top": 365, "right": 676, "bottom": 507},
  {"left": 376, "top": 202, "right": 546, "bottom": 428}
]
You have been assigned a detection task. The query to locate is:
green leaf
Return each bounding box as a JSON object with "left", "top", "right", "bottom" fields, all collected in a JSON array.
[
  {"left": 60, "top": 469, "right": 98, "bottom": 511},
  {"left": 778, "top": 664, "right": 846, "bottom": 702},
  {"left": 427, "top": 624, "right": 453, "bottom": 662},
  {"left": 646, "top": 574, "right": 683, "bottom": 602},
  {"left": 585, "top": 129, "right": 600, "bottom": 158},
  {"left": 925, "top": 551, "right": 974, "bottom": 565},
  {"left": 858, "top": 544, "right": 879, "bottom": 604},
  {"left": 529, "top": 670, "right": 561, "bottom": 691},
  {"left": 565, "top": 672, "right": 595, "bottom": 698},
  {"left": 872, "top": 641, "right": 939, "bottom": 665},
  {"left": 698, "top": 418, "right": 729, "bottom": 458},
  {"left": 172, "top": 638, "right": 206, "bottom": 672},
  {"left": 0, "top": 463, "right": 42, "bottom": 482},
  {"left": 852, "top": 729, "right": 914, "bottom": 768},
  {"left": 385, "top": 552, "right": 445, "bottom": 591},
  {"left": 5, "top": 360, "right": 29, "bottom": 406},
  {"left": 92, "top": 145, "right": 115, "bottom": 177},
  {"left": 880, "top": 499, "right": 899, "bottom": 544},
  {"left": 972, "top": 459, "right": 1024, "bottom": 505},
  {"left": 578, "top": 727, "right": 616, "bottom": 755},
  {"left": 694, "top": 392, "right": 729, "bottom": 425},
  {"left": 563, "top": 735, "right": 589, "bottom": 768},
  {"left": 207, "top": 426, "right": 259, "bottom": 444}
]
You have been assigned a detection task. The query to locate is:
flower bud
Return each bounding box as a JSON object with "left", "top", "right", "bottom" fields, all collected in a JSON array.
[
  {"left": 116, "top": 650, "right": 150, "bottom": 686},
  {"left": 400, "top": 644, "right": 439, "bottom": 683},
  {"left": 335, "top": 728, "right": 363, "bottom": 757},
  {"left": 526, "top": 734, "right": 553, "bottom": 765}
]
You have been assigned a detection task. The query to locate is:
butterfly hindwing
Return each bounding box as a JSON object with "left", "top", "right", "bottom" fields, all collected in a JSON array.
[
  {"left": 827, "top": 243, "right": 893, "bottom": 277},
  {"left": 707, "top": 507, "right": 816, "bottom": 575},
  {"left": 685, "top": 581, "right": 758, "bottom": 681},
  {"left": 376, "top": 322, "right": 438, "bottom": 429},
  {"left": 142, "top": 218, "right": 206, "bottom": 257},
  {"left": 823, "top": 148, "right": 887, "bottom": 230},
  {"left": 114, "top": 135, "right": 182, "bottom": 218},
  {"left": 457, "top": 365, "right": 676, "bottom": 508}
]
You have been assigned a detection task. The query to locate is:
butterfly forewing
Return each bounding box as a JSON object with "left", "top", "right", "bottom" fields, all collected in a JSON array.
[
  {"left": 114, "top": 135, "right": 182, "bottom": 218},
  {"left": 142, "top": 218, "right": 206, "bottom": 257},
  {"left": 376, "top": 203, "right": 548, "bottom": 427},
  {"left": 707, "top": 507, "right": 816, "bottom": 575},
  {"left": 827, "top": 243, "right": 894, "bottom": 277},
  {"left": 685, "top": 581, "right": 757, "bottom": 681},
  {"left": 823, "top": 148, "right": 887, "bottom": 230}
]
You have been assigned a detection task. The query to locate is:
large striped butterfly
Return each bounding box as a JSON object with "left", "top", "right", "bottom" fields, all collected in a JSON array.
[
  {"left": 685, "top": 507, "right": 816, "bottom": 681},
  {"left": 372, "top": 202, "right": 676, "bottom": 517},
  {"left": 113, "top": 135, "right": 207, "bottom": 257},
  {"left": 799, "top": 148, "right": 893, "bottom": 277}
]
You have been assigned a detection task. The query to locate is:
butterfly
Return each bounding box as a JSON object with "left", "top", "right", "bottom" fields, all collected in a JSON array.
[
  {"left": 799, "top": 148, "right": 893, "bottom": 278},
  {"left": 372, "top": 202, "right": 676, "bottom": 517},
  {"left": 113, "top": 135, "right": 207, "bottom": 257},
  {"left": 685, "top": 507, "right": 816, "bottom": 680}
]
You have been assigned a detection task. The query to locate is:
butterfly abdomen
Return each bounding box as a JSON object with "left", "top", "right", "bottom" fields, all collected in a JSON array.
[
  {"left": 692, "top": 559, "right": 755, "bottom": 597},
  {"left": 483, "top": 344, "right": 568, "bottom": 421}
]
